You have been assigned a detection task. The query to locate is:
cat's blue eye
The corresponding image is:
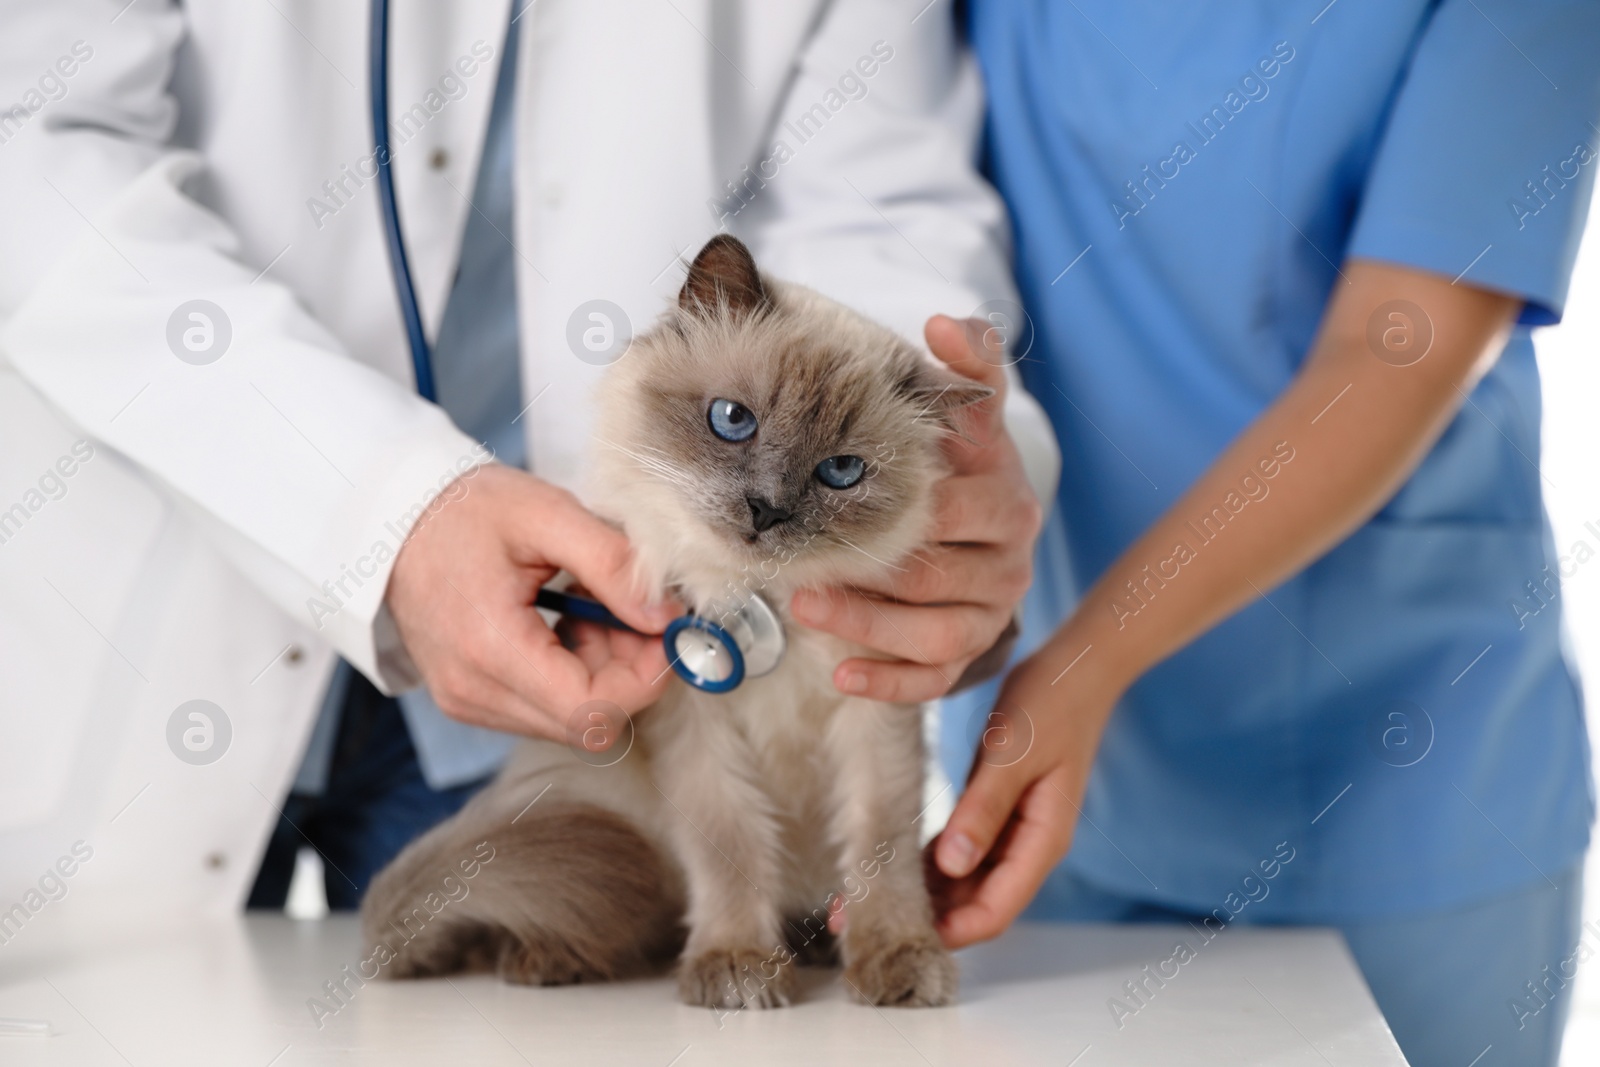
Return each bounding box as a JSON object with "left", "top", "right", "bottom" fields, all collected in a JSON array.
[
  {"left": 708, "top": 398, "right": 757, "bottom": 442},
  {"left": 814, "top": 455, "right": 865, "bottom": 489}
]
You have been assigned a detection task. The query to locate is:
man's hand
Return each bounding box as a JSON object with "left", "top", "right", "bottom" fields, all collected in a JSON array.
[
  {"left": 789, "top": 315, "right": 1044, "bottom": 703},
  {"left": 385, "top": 465, "right": 678, "bottom": 743}
]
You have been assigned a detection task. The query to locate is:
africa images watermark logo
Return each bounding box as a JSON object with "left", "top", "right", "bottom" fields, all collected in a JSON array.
[
  {"left": 305, "top": 40, "right": 497, "bottom": 231},
  {"left": 1105, "top": 840, "right": 1297, "bottom": 1031},
  {"left": 566, "top": 299, "right": 633, "bottom": 366},
  {"left": 1110, "top": 442, "right": 1297, "bottom": 631},
  {"left": 0, "top": 440, "right": 95, "bottom": 549},
  {"left": 304, "top": 442, "right": 494, "bottom": 631},
  {"left": 0, "top": 40, "right": 94, "bottom": 148},
  {"left": 1508, "top": 135, "right": 1597, "bottom": 231},
  {"left": 1366, "top": 300, "right": 1432, "bottom": 367},
  {"left": 709, "top": 840, "right": 898, "bottom": 1028},
  {"left": 707, "top": 41, "right": 896, "bottom": 226},
  {"left": 166, "top": 300, "right": 232, "bottom": 365},
  {"left": 0, "top": 842, "right": 94, "bottom": 949},
  {"left": 1111, "top": 41, "right": 1296, "bottom": 229},
  {"left": 305, "top": 841, "right": 495, "bottom": 1028},
  {"left": 166, "top": 700, "right": 232, "bottom": 766}
]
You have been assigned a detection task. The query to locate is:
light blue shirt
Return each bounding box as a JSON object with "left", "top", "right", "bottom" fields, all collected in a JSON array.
[
  {"left": 297, "top": 6, "right": 524, "bottom": 793},
  {"left": 947, "top": 0, "right": 1600, "bottom": 920}
]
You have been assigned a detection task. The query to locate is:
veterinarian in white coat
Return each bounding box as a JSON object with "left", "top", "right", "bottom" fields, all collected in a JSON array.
[{"left": 0, "top": 0, "right": 1057, "bottom": 931}]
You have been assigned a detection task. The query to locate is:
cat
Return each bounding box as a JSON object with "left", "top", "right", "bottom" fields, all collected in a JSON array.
[{"left": 360, "top": 234, "right": 990, "bottom": 1009}]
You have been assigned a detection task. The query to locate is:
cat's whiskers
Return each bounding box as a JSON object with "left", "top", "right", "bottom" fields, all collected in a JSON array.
[
  {"left": 631, "top": 443, "right": 710, "bottom": 489},
  {"left": 832, "top": 535, "right": 908, "bottom": 573},
  {"left": 598, "top": 438, "right": 697, "bottom": 491},
  {"left": 632, "top": 443, "right": 678, "bottom": 460}
]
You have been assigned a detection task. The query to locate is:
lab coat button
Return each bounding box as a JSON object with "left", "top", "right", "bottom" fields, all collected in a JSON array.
[
  {"left": 285, "top": 645, "right": 304, "bottom": 665},
  {"left": 205, "top": 852, "right": 226, "bottom": 870},
  {"left": 428, "top": 148, "right": 449, "bottom": 171}
]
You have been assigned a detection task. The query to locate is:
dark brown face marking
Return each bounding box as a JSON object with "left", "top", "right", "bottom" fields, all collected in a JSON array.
[
  {"left": 633, "top": 341, "right": 927, "bottom": 553},
  {"left": 614, "top": 235, "right": 994, "bottom": 570}
]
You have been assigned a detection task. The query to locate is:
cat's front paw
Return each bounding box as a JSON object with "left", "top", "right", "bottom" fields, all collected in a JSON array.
[
  {"left": 844, "top": 932, "right": 958, "bottom": 1007},
  {"left": 678, "top": 948, "right": 797, "bottom": 1010}
]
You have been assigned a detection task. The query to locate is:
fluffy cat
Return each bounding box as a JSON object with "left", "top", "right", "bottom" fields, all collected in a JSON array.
[{"left": 360, "top": 235, "right": 990, "bottom": 1009}]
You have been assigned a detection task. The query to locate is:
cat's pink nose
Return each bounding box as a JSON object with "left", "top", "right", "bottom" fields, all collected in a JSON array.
[{"left": 747, "top": 496, "right": 792, "bottom": 533}]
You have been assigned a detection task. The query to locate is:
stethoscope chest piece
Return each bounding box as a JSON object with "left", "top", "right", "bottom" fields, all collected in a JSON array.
[{"left": 665, "top": 593, "right": 785, "bottom": 694}]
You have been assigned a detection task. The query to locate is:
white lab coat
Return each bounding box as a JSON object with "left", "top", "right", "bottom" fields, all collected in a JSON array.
[{"left": 0, "top": 0, "right": 1058, "bottom": 926}]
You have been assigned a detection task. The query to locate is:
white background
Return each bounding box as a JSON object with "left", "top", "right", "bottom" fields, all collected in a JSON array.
[{"left": 1538, "top": 186, "right": 1600, "bottom": 1065}]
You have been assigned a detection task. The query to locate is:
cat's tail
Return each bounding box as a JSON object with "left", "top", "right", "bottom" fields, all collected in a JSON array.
[{"left": 360, "top": 798, "right": 686, "bottom": 985}]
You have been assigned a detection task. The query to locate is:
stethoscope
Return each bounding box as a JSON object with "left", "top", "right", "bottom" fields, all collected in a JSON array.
[
  {"left": 368, "top": 0, "right": 783, "bottom": 692},
  {"left": 532, "top": 588, "right": 786, "bottom": 694}
]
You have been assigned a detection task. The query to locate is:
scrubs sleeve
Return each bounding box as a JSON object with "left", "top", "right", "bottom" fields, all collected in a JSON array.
[{"left": 1345, "top": 0, "right": 1600, "bottom": 325}]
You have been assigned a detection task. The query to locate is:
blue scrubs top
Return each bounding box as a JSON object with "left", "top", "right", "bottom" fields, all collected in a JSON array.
[{"left": 950, "top": 0, "right": 1600, "bottom": 921}]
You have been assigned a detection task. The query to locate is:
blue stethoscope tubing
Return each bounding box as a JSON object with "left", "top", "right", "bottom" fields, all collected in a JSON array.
[
  {"left": 369, "top": 1, "right": 766, "bottom": 692},
  {"left": 369, "top": 0, "right": 437, "bottom": 403},
  {"left": 532, "top": 588, "right": 634, "bottom": 632}
]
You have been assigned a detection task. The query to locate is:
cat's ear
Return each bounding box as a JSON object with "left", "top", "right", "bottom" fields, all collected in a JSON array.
[
  {"left": 679, "top": 235, "right": 772, "bottom": 319},
  {"left": 901, "top": 359, "right": 996, "bottom": 416}
]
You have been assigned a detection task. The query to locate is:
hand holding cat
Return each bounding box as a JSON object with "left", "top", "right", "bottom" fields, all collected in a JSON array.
[
  {"left": 927, "top": 262, "right": 1524, "bottom": 947},
  {"left": 925, "top": 636, "right": 1119, "bottom": 948},
  {"left": 788, "top": 315, "right": 1044, "bottom": 703},
  {"left": 386, "top": 465, "right": 679, "bottom": 743}
]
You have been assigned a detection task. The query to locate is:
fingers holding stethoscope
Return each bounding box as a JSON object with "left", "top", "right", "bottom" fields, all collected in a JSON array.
[
  {"left": 385, "top": 465, "right": 677, "bottom": 744},
  {"left": 446, "top": 593, "right": 673, "bottom": 747}
]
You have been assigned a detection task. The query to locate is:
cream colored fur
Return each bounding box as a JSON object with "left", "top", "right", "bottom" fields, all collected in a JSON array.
[{"left": 363, "top": 240, "right": 968, "bottom": 1008}]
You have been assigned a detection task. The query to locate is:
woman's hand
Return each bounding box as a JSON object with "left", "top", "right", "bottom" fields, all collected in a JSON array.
[
  {"left": 790, "top": 315, "right": 1043, "bottom": 703},
  {"left": 924, "top": 259, "right": 1520, "bottom": 949},
  {"left": 927, "top": 633, "right": 1123, "bottom": 948}
]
